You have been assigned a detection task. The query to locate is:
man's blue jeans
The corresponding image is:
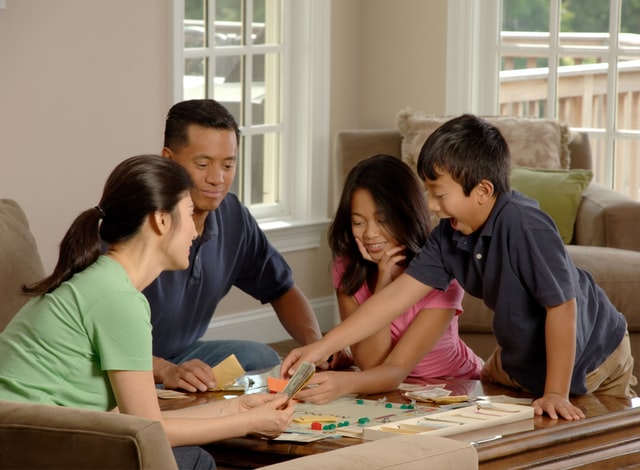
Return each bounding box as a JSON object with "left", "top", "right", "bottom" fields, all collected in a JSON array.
[{"left": 169, "top": 339, "right": 281, "bottom": 373}]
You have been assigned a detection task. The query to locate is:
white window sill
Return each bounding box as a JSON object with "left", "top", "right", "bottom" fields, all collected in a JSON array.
[{"left": 259, "top": 218, "right": 330, "bottom": 253}]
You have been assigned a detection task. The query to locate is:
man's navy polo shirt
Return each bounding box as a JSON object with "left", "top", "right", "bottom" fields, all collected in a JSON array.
[
  {"left": 144, "top": 193, "right": 294, "bottom": 359},
  {"left": 405, "top": 191, "right": 626, "bottom": 396}
]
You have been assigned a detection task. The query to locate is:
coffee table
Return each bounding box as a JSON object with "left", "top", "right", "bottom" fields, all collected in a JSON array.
[{"left": 159, "top": 375, "right": 640, "bottom": 469}]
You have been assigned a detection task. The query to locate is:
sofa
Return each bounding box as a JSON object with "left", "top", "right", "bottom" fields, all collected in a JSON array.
[
  {"left": 333, "top": 112, "right": 640, "bottom": 391},
  {"left": 0, "top": 198, "right": 478, "bottom": 469}
]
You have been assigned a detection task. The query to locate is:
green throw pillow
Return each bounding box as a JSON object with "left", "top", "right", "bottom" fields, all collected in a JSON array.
[{"left": 510, "top": 166, "right": 593, "bottom": 244}]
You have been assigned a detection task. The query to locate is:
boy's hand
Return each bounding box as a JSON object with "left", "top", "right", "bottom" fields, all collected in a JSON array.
[
  {"left": 280, "top": 343, "right": 331, "bottom": 379},
  {"left": 532, "top": 393, "right": 585, "bottom": 420}
]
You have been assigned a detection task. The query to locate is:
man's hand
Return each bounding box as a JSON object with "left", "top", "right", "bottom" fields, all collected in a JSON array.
[
  {"left": 532, "top": 392, "right": 585, "bottom": 420},
  {"left": 154, "top": 357, "right": 216, "bottom": 392}
]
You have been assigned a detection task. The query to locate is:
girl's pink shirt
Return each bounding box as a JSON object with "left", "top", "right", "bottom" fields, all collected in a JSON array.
[{"left": 332, "top": 258, "right": 483, "bottom": 380}]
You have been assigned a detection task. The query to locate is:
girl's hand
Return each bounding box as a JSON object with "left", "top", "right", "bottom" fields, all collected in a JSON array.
[
  {"left": 294, "top": 371, "right": 350, "bottom": 404},
  {"left": 355, "top": 238, "right": 406, "bottom": 288}
]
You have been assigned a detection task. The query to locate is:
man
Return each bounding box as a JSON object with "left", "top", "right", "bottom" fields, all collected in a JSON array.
[{"left": 145, "top": 99, "right": 324, "bottom": 392}]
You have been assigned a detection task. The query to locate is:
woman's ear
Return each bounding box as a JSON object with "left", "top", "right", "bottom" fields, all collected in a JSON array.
[
  {"left": 150, "top": 211, "right": 170, "bottom": 235},
  {"left": 475, "top": 179, "right": 495, "bottom": 204}
]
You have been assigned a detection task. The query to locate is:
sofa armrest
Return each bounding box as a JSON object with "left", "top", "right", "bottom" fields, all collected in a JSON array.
[
  {"left": 0, "top": 400, "right": 177, "bottom": 470},
  {"left": 260, "top": 434, "right": 478, "bottom": 469},
  {"left": 574, "top": 183, "right": 640, "bottom": 251}
]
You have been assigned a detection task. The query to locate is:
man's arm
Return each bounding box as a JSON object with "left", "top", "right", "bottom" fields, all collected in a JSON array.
[{"left": 270, "top": 284, "right": 323, "bottom": 345}]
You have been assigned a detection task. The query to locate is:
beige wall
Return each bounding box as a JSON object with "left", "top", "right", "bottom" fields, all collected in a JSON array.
[
  {"left": 0, "top": 0, "right": 447, "bottom": 330},
  {"left": 0, "top": 0, "right": 171, "bottom": 271}
]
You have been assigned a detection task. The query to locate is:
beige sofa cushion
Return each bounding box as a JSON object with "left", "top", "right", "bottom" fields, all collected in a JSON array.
[
  {"left": 396, "top": 110, "right": 572, "bottom": 172},
  {"left": 260, "top": 434, "right": 478, "bottom": 469},
  {"left": 0, "top": 199, "right": 45, "bottom": 332},
  {"left": 0, "top": 400, "right": 177, "bottom": 469}
]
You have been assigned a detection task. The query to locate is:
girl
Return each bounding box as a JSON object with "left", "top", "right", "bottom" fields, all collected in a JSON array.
[
  {"left": 295, "top": 154, "right": 482, "bottom": 404},
  {"left": 0, "top": 155, "right": 294, "bottom": 470}
]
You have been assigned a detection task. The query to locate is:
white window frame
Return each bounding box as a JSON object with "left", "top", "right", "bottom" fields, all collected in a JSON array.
[
  {"left": 447, "top": 0, "right": 640, "bottom": 196},
  {"left": 168, "top": 0, "right": 330, "bottom": 252}
]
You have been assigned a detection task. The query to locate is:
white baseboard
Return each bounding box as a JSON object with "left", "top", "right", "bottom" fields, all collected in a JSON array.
[{"left": 202, "top": 296, "right": 337, "bottom": 344}]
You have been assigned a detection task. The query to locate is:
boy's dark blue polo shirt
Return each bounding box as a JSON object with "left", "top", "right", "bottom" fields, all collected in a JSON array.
[{"left": 406, "top": 190, "right": 627, "bottom": 396}]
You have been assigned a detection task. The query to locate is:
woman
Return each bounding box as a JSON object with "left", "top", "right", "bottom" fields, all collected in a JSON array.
[
  {"left": 294, "top": 155, "right": 483, "bottom": 404},
  {"left": 0, "top": 155, "right": 294, "bottom": 470}
]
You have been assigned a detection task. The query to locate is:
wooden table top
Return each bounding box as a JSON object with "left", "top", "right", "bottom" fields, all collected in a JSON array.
[{"left": 159, "top": 374, "right": 640, "bottom": 469}]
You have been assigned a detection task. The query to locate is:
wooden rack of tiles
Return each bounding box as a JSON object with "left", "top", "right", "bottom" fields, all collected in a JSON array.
[{"left": 361, "top": 402, "right": 534, "bottom": 440}]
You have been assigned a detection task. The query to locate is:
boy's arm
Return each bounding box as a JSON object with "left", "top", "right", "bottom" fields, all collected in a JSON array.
[
  {"left": 532, "top": 299, "right": 585, "bottom": 421},
  {"left": 336, "top": 289, "right": 391, "bottom": 370},
  {"left": 280, "top": 273, "right": 432, "bottom": 378}
]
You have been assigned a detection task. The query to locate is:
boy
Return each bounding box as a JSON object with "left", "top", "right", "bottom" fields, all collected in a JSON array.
[{"left": 281, "top": 114, "right": 636, "bottom": 421}]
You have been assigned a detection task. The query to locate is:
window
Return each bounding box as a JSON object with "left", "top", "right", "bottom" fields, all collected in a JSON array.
[
  {"left": 171, "top": 0, "right": 330, "bottom": 251},
  {"left": 447, "top": 0, "right": 640, "bottom": 200}
]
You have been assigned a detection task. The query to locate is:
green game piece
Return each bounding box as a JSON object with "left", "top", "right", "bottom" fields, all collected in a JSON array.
[
  {"left": 385, "top": 403, "right": 393, "bottom": 408},
  {"left": 356, "top": 399, "right": 364, "bottom": 404}
]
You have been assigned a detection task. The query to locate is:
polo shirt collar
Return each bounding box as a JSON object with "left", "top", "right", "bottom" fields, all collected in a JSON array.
[{"left": 201, "top": 210, "right": 219, "bottom": 242}]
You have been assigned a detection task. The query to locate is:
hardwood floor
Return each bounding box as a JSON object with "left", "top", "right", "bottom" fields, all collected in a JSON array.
[{"left": 268, "top": 338, "right": 298, "bottom": 359}]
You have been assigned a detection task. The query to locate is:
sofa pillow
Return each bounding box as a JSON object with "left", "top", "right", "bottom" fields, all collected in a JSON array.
[
  {"left": 510, "top": 167, "right": 593, "bottom": 244},
  {"left": 0, "top": 199, "right": 45, "bottom": 332},
  {"left": 396, "top": 110, "right": 572, "bottom": 172}
]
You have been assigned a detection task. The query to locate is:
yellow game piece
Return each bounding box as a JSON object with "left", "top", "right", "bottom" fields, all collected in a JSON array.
[{"left": 293, "top": 415, "right": 339, "bottom": 424}]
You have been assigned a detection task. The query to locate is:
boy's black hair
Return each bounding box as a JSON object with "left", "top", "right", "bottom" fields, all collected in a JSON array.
[{"left": 416, "top": 114, "right": 511, "bottom": 196}]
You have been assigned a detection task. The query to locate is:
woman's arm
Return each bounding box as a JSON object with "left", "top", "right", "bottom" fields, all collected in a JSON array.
[
  {"left": 108, "top": 370, "right": 294, "bottom": 447},
  {"left": 296, "top": 307, "right": 455, "bottom": 404}
]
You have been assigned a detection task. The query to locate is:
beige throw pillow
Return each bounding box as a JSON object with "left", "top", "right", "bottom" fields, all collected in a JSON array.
[{"left": 396, "top": 110, "right": 572, "bottom": 172}]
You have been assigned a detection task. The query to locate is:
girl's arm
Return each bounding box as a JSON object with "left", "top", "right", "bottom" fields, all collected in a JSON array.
[
  {"left": 296, "top": 306, "right": 455, "bottom": 403},
  {"left": 108, "top": 370, "right": 294, "bottom": 447}
]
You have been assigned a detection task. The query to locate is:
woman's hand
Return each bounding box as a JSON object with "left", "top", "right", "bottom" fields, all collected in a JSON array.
[{"left": 243, "top": 394, "right": 296, "bottom": 439}]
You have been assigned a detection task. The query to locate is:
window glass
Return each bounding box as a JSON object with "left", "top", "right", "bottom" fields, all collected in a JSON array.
[{"left": 182, "top": 0, "right": 284, "bottom": 210}]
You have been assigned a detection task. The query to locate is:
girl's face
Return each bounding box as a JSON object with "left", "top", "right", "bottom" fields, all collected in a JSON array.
[
  {"left": 350, "top": 188, "right": 399, "bottom": 261},
  {"left": 164, "top": 193, "right": 197, "bottom": 270}
]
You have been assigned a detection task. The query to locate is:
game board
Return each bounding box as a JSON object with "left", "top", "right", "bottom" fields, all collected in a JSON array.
[
  {"left": 284, "top": 396, "right": 533, "bottom": 441},
  {"left": 286, "top": 396, "right": 440, "bottom": 439}
]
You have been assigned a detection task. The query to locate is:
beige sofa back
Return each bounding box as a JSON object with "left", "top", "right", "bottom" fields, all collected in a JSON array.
[{"left": 0, "top": 199, "right": 45, "bottom": 332}]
